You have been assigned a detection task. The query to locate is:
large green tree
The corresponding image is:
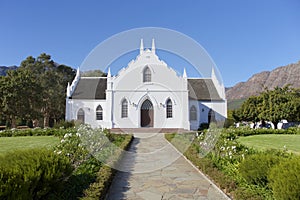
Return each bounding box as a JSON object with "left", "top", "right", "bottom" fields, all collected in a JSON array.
[
  {"left": 233, "top": 86, "right": 300, "bottom": 128},
  {"left": 0, "top": 69, "right": 42, "bottom": 127},
  {"left": 0, "top": 53, "right": 76, "bottom": 128},
  {"left": 20, "top": 53, "right": 76, "bottom": 127}
]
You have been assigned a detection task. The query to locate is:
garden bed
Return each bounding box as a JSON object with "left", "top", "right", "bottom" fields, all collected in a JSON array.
[
  {"left": 0, "top": 126, "right": 133, "bottom": 199},
  {"left": 165, "top": 128, "right": 300, "bottom": 200}
]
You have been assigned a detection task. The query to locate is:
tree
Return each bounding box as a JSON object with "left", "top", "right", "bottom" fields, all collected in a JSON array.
[
  {"left": 232, "top": 95, "right": 262, "bottom": 123},
  {"left": 233, "top": 86, "right": 300, "bottom": 128},
  {"left": 0, "top": 69, "right": 42, "bottom": 127},
  {"left": 19, "top": 53, "right": 76, "bottom": 127}
]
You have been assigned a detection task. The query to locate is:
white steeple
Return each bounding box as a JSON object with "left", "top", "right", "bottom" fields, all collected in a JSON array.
[
  {"left": 151, "top": 38, "right": 156, "bottom": 54},
  {"left": 140, "top": 39, "right": 144, "bottom": 55},
  {"left": 183, "top": 68, "right": 187, "bottom": 79},
  {"left": 66, "top": 82, "right": 71, "bottom": 97},
  {"left": 107, "top": 67, "right": 111, "bottom": 78}
]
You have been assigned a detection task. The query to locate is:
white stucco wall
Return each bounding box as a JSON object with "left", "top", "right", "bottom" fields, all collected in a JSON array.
[{"left": 66, "top": 41, "right": 226, "bottom": 131}]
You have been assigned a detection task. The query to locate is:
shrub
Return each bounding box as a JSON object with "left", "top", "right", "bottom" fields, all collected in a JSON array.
[
  {"left": 268, "top": 156, "right": 300, "bottom": 200},
  {"left": 198, "top": 123, "right": 209, "bottom": 130},
  {"left": 82, "top": 134, "right": 133, "bottom": 199},
  {"left": 0, "top": 127, "right": 77, "bottom": 137},
  {"left": 53, "top": 120, "right": 75, "bottom": 129},
  {"left": 0, "top": 148, "right": 72, "bottom": 199},
  {"left": 239, "top": 153, "right": 283, "bottom": 186}
]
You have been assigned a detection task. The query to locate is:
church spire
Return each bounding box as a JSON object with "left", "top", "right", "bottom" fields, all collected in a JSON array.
[
  {"left": 140, "top": 39, "right": 144, "bottom": 55},
  {"left": 66, "top": 82, "right": 71, "bottom": 97},
  {"left": 151, "top": 38, "right": 155, "bottom": 54},
  {"left": 183, "top": 68, "right": 187, "bottom": 79},
  {"left": 107, "top": 67, "right": 111, "bottom": 78}
]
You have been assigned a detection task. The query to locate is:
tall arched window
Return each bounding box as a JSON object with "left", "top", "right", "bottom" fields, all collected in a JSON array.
[
  {"left": 77, "top": 108, "right": 85, "bottom": 124},
  {"left": 190, "top": 106, "right": 197, "bottom": 121},
  {"left": 96, "top": 105, "right": 103, "bottom": 120},
  {"left": 143, "top": 66, "right": 151, "bottom": 82},
  {"left": 121, "top": 99, "right": 128, "bottom": 118},
  {"left": 166, "top": 99, "right": 172, "bottom": 118}
]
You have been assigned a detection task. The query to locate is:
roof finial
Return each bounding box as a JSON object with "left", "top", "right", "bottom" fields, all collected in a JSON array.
[
  {"left": 183, "top": 68, "right": 187, "bottom": 79},
  {"left": 140, "top": 39, "right": 144, "bottom": 55},
  {"left": 152, "top": 38, "right": 155, "bottom": 54},
  {"left": 67, "top": 82, "right": 71, "bottom": 97},
  {"left": 107, "top": 67, "right": 111, "bottom": 78},
  {"left": 76, "top": 67, "right": 80, "bottom": 77}
]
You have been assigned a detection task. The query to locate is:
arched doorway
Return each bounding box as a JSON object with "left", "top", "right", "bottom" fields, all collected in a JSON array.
[{"left": 141, "top": 99, "right": 153, "bottom": 127}]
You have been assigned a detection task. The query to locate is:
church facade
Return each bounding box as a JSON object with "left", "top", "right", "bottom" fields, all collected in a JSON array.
[{"left": 65, "top": 39, "right": 227, "bottom": 130}]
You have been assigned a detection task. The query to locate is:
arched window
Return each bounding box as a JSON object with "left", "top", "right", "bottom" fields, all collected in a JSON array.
[
  {"left": 208, "top": 109, "right": 216, "bottom": 123},
  {"left": 77, "top": 108, "right": 85, "bottom": 124},
  {"left": 121, "top": 99, "right": 128, "bottom": 118},
  {"left": 190, "top": 106, "right": 197, "bottom": 121},
  {"left": 166, "top": 99, "right": 172, "bottom": 118},
  {"left": 96, "top": 105, "right": 103, "bottom": 120},
  {"left": 143, "top": 66, "right": 151, "bottom": 82}
]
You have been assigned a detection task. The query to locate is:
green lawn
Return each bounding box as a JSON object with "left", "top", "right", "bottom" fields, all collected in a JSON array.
[
  {"left": 0, "top": 136, "right": 59, "bottom": 155},
  {"left": 237, "top": 134, "right": 300, "bottom": 154}
]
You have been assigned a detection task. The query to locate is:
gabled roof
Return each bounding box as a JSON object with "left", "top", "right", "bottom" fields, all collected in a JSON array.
[
  {"left": 70, "top": 77, "right": 223, "bottom": 101},
  {"left": 70, "top": 78, "right": 107, "bottom": 99},
  {"left": 188, "top": 79, "right": 223, "bottom": 101}
]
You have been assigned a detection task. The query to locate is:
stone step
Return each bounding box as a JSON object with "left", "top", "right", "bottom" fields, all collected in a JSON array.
[{"left": 110, "top": 128, "right": 191, "bottom": 133}]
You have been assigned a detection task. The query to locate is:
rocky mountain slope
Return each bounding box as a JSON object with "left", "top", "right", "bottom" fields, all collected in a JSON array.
[
  {"left": 226, "top": 61, "right": 300, "bottom": 100},
  {"left": 0, "top": 66, "right": 18, "bottom": 76}
]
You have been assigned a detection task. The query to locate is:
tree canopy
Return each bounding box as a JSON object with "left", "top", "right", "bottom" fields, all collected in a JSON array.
[
  {"left": 0, "top": 53, "right": 76, "bottom": 128},
  {"left": 233, "top": 86, "right": 300, "bottom": 128}
]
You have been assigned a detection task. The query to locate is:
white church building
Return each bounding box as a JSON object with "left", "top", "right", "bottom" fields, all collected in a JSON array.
[{"left": 65, "top": 39, "right": 227, "bottom": 131}]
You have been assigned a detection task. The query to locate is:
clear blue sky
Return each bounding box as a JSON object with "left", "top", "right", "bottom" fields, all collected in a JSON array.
[{"left": 1, "top": 0, "right": 299, "bottom": 87}]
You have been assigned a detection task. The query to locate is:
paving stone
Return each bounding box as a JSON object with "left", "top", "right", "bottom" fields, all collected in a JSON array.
[{"left": 106, "top": 133, "right": 230, "bottom": 200}]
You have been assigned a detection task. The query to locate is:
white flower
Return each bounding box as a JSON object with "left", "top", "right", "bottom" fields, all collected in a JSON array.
[
  {"left": 57, "top": 151, "right": 62, "bottom": 154},
  {"left": 76, "top": 132, "right": 81, "bottom": 137},
  {"left": 61, "top": 139, "right": 65, "bottom": 143},
  {"left": 232, "top": 146, "right": 236, "bottom": 150}
]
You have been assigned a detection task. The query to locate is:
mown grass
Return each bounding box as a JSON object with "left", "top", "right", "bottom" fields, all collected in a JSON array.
[
  {"left": 0, "top": 136, "right": 59, "bottom": 155},
  {"left": 237, "top": 134, "right": 300, "bottom": 154}
]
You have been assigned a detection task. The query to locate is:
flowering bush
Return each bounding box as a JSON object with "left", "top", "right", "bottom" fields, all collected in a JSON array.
[{"left": 50, "top": 125, "right": 133, "bottom": 199}]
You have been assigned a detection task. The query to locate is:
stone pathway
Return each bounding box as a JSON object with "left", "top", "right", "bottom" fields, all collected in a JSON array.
[{"left": 106, "top": 133, "right": 230, "bottom": 200}]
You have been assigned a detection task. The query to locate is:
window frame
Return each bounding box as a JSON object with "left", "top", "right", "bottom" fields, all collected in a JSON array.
[
  {"left": 96, "top": 105, "right": 103, "bottom": 120},
  {"left": 143, "top": 66, "right": 151, "bottom": 82},
  {"left": 190, "top": 105, "right": 197, "bottom": 121},
  {"left": 166, "top": 99, "right": 172, "bottom": 118},
  {"left": 121, "top": 99, "right": 128, "bottom": 118}
]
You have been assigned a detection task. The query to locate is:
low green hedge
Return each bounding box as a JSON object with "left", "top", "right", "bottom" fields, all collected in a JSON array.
[
  {"left": 0, "top": 128, "right": 76, "bottom": 137},
  {"left": 223, "top": 127, "right": 300, "bottom": 137},
  {"left": 0, "top": 148, "right": 72, "bottom": 199}
]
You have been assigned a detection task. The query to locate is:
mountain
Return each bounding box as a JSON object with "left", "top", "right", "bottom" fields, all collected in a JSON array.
[
  {"left": 0, "top": 66, "right": 18, "bottom": 76},
  {"left": 226, "top": 60, "right": 300, "bottom": 101}
]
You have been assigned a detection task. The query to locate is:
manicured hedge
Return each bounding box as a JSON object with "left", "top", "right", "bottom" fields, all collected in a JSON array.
[
  {"left": 0, "top": 127, "right": 76, "bottom": 137},
  {"left": 223, "top": 127, "right": 300, "bottom": 137},
  {"left": 0, "top": 148, "right": 72, "bottom": 200}
]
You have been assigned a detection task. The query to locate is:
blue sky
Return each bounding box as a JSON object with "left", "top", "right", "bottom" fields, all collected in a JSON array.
[{"left": 0, "top": 0, "right": 299, "bottom": 87}]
